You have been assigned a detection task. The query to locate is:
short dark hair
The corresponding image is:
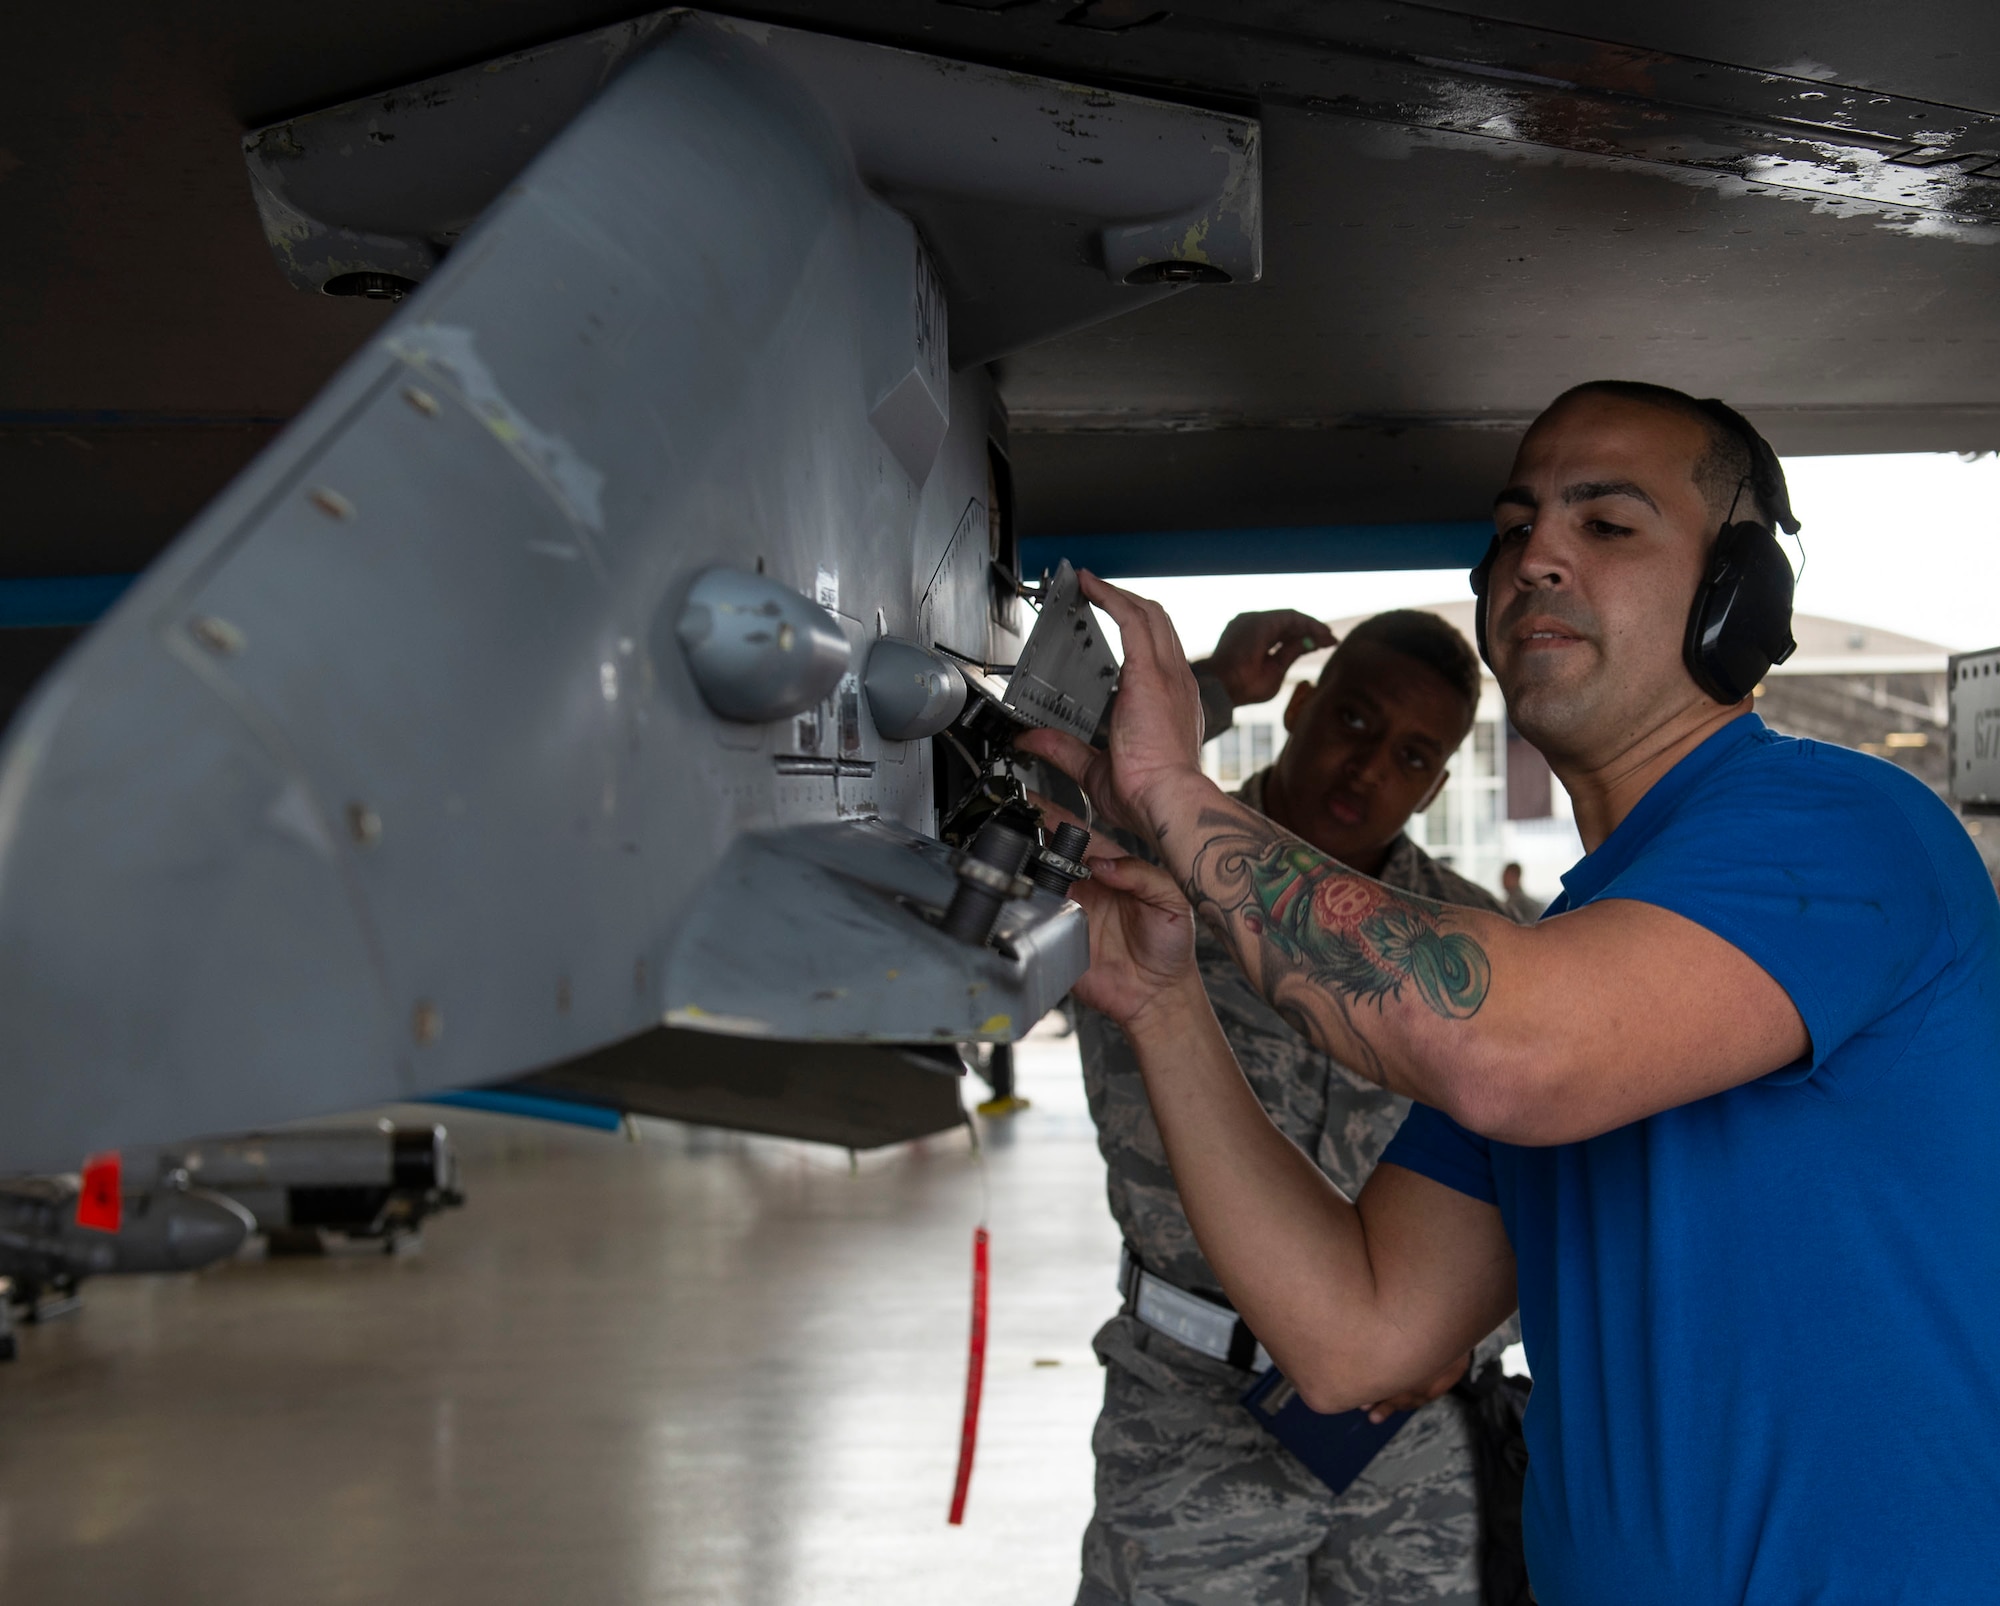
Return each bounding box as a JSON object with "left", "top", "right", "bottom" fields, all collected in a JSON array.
[
  {"left": 1329, "top": 609, "right": 1482, "bottom": 727},
  {"left": 1546, "top": 380, "right": 1770, "bottom": 527}
]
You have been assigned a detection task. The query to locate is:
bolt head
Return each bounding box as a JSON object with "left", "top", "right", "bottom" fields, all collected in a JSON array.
[
  {"left": 345, "top": 802, "right": 382, "bottom": 846},
  {"left": 188, "top": 616, "right": 246, "bottom": 657},
  {"left": 307, "top": 486, "right": 355, "bottom": 520}
]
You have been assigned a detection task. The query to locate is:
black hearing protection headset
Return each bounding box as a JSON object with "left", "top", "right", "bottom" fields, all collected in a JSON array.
[{"left": 1470, "top": 396, "right": 1801, "bottom": 705}]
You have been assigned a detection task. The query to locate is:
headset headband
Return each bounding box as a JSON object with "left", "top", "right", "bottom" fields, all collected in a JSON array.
[{"left": 1690, "top": 398, "right": 1801, "bottom": 537}]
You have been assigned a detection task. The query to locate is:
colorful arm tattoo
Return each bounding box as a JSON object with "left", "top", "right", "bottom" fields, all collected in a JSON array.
[{"left": 1185, "top": 805, "right": 1491, "bottom": 1077}]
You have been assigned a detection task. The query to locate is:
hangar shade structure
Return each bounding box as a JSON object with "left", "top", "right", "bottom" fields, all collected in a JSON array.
[{"left": 3, "top": 0, "right": 1998, "bottom": 597}]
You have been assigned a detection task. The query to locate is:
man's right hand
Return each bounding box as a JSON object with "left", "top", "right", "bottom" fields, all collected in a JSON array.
[
  {"left": 1016, "top": 571, "right": 1213, "bottom": 846},
  {"left": 1197, "top": 609, "right": 1336, "bottom": 707}
]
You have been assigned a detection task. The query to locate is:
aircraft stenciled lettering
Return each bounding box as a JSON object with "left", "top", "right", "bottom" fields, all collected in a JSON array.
[{"left": 1974, "top": 707, "right": 2000, "bottom": 763}]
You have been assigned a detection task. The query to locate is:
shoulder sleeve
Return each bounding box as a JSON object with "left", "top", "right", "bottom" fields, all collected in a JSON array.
[
  {"left": 1598, "top": 745, "right": 1952, "bottom": 1077},
  {"left": 1394, "top": 843, "right": 1507, "bottom": 918},
  {"left": 1379, "top": 1103, "right": 1498, "bottom": 1205},
  {"left": 1438, "top": 869, "right": 1507, "bottom": 919}
]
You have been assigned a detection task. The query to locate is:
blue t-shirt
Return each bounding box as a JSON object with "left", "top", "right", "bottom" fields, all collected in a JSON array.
[{"left": 1382, "top": 714, "right": 2000, "bottom": 1602}]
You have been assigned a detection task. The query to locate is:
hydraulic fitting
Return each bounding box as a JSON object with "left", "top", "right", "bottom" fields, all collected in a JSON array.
[
  {"left": 941, "top": 815, "right": 1037, "bottom": 946},
  {"left": 1028, "top": 821, "right": 1092, "bottom": 897}
]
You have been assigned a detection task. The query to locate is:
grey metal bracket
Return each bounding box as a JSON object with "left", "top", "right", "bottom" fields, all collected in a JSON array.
[
  {"left": 660, "top": 817, "right": 1088, "bottom": 1043},
  {"left": 241, "top": 8, "right": 1261, "bottom": 364},
  {"left": 1003, "top": 559, "right": 1121, "bottom": 744}
]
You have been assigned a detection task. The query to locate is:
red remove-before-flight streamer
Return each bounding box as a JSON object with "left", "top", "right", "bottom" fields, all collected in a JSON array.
[
  {"left": 76, "top": 1152, "right": 122, "bottom": 1233},
  {"left": 947, "top": 1225, "right": 990, "bottom": 1525}
]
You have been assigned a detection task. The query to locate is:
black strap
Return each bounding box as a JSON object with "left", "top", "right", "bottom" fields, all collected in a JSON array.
[
  {"left": 1451, "top": 1361, "right": 1535, "bottom": 1606},
  {"left": 1123, "top": 1243, "right": 1265, "bottom": 1370}
]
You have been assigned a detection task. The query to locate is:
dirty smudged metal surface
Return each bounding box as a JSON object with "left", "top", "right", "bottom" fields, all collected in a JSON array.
[{"left": 746, "top": 0, "right": 2000, "bottom": 234}]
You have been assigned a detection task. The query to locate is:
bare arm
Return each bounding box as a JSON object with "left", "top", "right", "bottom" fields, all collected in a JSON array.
[
  {"left": 1075, "top": 853, "right": 1516, "bottom": 1411},
  {"left": 1021, "top": 574, "right": 1809, "bottom": 1145}
]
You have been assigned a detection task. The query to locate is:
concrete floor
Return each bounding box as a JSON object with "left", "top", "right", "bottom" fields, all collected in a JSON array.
[{"left": 0, "top": 1028, "right": 1117, "bottom": 1604}]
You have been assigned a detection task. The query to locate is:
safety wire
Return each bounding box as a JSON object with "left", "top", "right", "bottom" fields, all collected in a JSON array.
[{"left": 948, "top": 1078, "right": 994, "bottom": 1526}]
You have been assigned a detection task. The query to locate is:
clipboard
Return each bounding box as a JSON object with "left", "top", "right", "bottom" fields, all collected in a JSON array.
[{"left": 1241, "top": 1367, "right": 1412, "bottom": 1497}]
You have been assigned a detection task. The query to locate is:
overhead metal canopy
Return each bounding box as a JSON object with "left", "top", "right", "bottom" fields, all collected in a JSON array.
[{"left": 2, "top": 0, "right": 1997, "bottom": 599}]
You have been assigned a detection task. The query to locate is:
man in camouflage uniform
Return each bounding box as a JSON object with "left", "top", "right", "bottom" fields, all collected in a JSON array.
[{"left": 1076, "top": 608, "right": 1518, "bottom": 1606}]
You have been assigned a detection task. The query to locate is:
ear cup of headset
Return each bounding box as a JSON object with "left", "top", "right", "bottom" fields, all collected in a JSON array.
[
  {"left": 1469, "top": 539, "right": 1499, "bottom": 669},
  {"left": 1682, "top": 521, "right": 1798, "bottom": 705}
]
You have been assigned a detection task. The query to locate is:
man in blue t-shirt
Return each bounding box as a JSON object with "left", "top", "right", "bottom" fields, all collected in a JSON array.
[{"left": 1020, "top": 380, "right": 2000, "bottom": 1602}]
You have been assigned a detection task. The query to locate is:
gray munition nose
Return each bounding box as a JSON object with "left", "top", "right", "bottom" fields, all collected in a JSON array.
[
  {"left": 151, "top": 1191, "right": 257, "bottom": 1272},
  {"left": 0, "top": 611, "right": 402, "bottom": 1176}
]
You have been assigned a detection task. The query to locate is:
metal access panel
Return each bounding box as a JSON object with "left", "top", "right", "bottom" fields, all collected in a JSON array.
[{"left": 1948, "top": 647, "right": 2000, "bottom": 813}]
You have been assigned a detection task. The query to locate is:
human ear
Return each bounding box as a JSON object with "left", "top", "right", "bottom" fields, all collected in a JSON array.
[{"left": 1283, "top": 682, "right": 1315, "bottom": 734}]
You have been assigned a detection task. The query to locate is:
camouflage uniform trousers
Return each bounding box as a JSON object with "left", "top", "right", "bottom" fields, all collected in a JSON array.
[{"left": 1075, "top": 1313, "right": 1480, "bottom": 1606}]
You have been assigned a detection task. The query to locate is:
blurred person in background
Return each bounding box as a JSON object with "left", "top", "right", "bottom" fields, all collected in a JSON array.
[{"left": 1499, "top": 863, "right": 1542, "bottom": 925}]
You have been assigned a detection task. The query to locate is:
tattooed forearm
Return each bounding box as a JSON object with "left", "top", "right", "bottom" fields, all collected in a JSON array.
[{"left": 1183, "top": 804, "right": 1490, "bottom": 1079}]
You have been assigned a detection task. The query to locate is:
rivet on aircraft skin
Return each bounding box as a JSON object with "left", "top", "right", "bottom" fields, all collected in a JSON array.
[
  {"left": 307, "top": 486, "right": 355, "bottom": 520},
  {"left": 188, "top": 616, "right": 246, "bottom": 657},
  {"left": 344, "top": 802, "right": 382, "bottom": 846}
]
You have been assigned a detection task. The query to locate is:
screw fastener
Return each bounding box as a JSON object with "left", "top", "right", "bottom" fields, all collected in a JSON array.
[
  {"left": 308, "top": 486, "right": 355, "bottom": 520},
  {"left": 188, "top": 616, "right": 246, "bottom": 657},
  {"left": 345, "top": 802, "right": 382, "bottom": 846}
]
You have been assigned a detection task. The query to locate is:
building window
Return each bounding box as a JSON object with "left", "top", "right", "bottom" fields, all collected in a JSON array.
[
  {"left": 1249, "top": 721, "right": 1274, "bottom": 773},
  {"left": 1213, "top": 726, "right": 1242, "bottom": 784},
  {"left": 1474, "top": 784, "right": 1502, "bottom": 846},
  {"left": 1428, "top": 785, "right": 1454, "bottom": 844},
  {"left": 1506, "top": 721, "right": 1553, "bottom": 820},
  {"left": 1474, "top": 721, "right": 1497, "bottom": 778},
  {"left": 1208, "top": 721, "right": 1275, "bottom": 787}
]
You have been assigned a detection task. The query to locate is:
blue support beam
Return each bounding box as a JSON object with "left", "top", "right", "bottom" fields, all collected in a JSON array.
[
  {"left": 1019, "top": 522, "right": 1493, "bottom": 582},
  {"left": 426, "top": 1089, "right": 626, "bottom": 1132},
  {"left": 0, "top": 575, "right": 137, "bottom": 629}
]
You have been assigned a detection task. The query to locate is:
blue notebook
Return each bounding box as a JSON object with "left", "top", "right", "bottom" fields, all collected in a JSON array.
[{"left": 1241, "top": 1367, "right": 1412, "bottom": 1496}]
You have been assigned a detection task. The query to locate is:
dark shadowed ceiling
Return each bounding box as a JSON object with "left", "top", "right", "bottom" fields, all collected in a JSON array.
[{"left": 3, "top": 0, "right": 1997, "bottom": 589}]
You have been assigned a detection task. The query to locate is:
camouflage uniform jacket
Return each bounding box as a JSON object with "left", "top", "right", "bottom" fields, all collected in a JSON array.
[{"left": 1080, "top": 769, "right": 1510, "bottom": 1301}]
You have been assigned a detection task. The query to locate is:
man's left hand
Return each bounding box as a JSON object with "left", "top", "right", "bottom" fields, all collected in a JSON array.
[
  {"left": 1363, "top": 1352, "right": 1472, "bottom": 1423},
  {"left": 1067, "top": 850, "right": 1204, "bottom": 1032}
]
